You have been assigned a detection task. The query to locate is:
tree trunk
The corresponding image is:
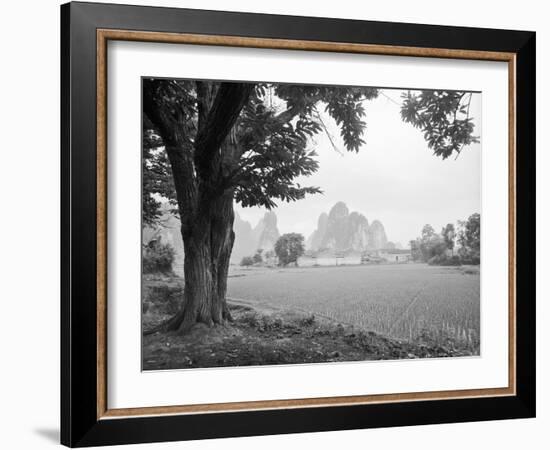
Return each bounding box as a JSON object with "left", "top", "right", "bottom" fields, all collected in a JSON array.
[
  {"left": 209, "top": 192, "right": 236, "bottom": 324},
  {"left": 143, "top": 81, "right": 253, "bottom": 335},
  {"left": 158, "top": 192, "right": 235, "bottom": 334}
]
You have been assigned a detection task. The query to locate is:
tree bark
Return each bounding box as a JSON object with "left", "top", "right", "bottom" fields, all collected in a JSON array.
[
  {"left": 207, "top": 191, "right": 236, "bottom": 324},
  {"left": 152, "top": 191, "right": 236, "bottom": 334}
]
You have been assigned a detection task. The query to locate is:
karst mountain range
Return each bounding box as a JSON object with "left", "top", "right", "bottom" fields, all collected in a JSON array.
[{"left": 145, "top": 201, "right": 393, "bottom": 264}]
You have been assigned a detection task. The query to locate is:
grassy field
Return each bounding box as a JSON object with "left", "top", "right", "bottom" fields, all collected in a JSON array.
[{"left": 227, "top": 263, "right": 480, "bottom": 350}]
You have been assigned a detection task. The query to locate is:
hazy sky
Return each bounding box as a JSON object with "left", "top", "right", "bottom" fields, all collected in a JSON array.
[{"left": 235, "top": 89, "right": 481, "bottom": 247}]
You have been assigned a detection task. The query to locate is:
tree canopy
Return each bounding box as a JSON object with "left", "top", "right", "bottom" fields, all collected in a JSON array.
[
  {"left": 143, "top": 81, "right": 479, "bottom": 225},
  {"left": 143, "top": 80, "right": 382, "bottom": 223},
  {"left": 142, "top": 126, "right": 177, "bottom": 226},
  {"left": 410, "top": 215, "right": 480, "bottom": 265},
  {"left": 401, "top": 91, "right": 479, "bottom": 159}
]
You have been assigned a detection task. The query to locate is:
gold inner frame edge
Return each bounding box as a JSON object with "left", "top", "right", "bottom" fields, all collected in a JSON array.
[{"left": 95, "top": 29, "right": 517, "bottom": 420}]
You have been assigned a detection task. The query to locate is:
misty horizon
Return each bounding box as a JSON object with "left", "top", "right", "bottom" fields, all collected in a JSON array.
[{"left": 234, "top": 199, "right": 480, "bottom": 250}]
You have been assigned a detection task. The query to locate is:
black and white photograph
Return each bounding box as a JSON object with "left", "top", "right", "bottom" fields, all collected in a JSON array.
[
  {"left": 141, "top": 78, "right": 482, "bottom": 370},
  {"left": 0, "top": 0, "right": 542, "bottom": 447}
]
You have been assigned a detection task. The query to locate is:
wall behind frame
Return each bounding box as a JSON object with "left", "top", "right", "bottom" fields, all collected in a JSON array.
[{"left": 0, "top": 0, "right": 546, "bottom": 450}]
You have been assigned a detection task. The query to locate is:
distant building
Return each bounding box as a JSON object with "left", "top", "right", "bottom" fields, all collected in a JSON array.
[
  {"left": 377, "top": 248, "right": 412, "bottom": 263},
  {"left": 297, "top": 248, "right": 411, "bottom": 267}
]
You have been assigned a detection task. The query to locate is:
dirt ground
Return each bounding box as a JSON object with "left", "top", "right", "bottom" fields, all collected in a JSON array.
[{"left": 142, "top": 283, "right": 477, "bottom": 370}]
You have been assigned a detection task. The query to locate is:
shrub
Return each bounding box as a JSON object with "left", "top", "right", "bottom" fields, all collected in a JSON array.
[
  {"left": 252, "top": 249, "right": 263, "bottom": 265},
  {"left": 428, "top": 254, "right": 461, "bottom": 266},
  {"left": 240, "top": 256, "right": 254, "bottom": 267},
  {"left": 460, "top": 255, "right": 480, "bottom": 265},
  {"left": 147, "top": 285, "right": 183, "bottom": 314},
  {"left": 146, "top": 285, "right": 182, "bottom": 314},
  {"left": 299, "top": 314, "right": 316, "bottom": 327},
  {"left": 143, "top": 239, "right": 175, "bottom": 274}
]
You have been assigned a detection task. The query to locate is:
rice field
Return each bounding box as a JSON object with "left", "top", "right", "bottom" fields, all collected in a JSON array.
[{"left": 227, "top": 264, "right": 480, "bottom": 347}]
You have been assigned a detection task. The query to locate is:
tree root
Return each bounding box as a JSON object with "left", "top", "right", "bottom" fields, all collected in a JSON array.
[
  {"left": 143, "top": 301, "right": 234, "bottom": 336},
  {"left": 222, "top": 302, "right": 234, "bottom": 322},
  {"left": 142, "top": 310, "right": 185, "bottom": 336}
]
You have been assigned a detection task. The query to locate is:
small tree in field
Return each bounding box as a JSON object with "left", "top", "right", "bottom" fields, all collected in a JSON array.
[
  {"left": 240, "top": 256, "right": 254, "bottom": 268},
  {"left": 274, "top": 233, "right": 305, "bottom": 266}
]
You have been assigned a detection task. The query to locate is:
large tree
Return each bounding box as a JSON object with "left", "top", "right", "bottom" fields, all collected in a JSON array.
[{"left": 143, "top": 81, "right": 477, "bottom": 333}]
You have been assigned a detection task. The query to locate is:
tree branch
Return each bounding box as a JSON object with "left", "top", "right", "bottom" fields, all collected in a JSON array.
[
  {"left": 454, "top": 93, "right": 474, "bottom": 160},
  {"left": 313, "top": 107, "right": 344, "bottom": 156},
  {"left": 194, "top": 82, "right": 253, "bottom": 179},
  {"left": 143, "top": 80, "right": 198, "bottom": 219},
  {"left": 195, "top": 81, "right": 215, "bottom": 134},
  {"left": 274, "top": 104, "right": 302, "bottom": 123},
  {"left": 143, "top": 82, "right": 178, "bottom": 144}
]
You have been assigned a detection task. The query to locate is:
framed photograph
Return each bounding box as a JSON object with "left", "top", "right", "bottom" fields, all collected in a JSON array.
[{"left": 61, "top": 1, "right": 536, "bottom": 447}]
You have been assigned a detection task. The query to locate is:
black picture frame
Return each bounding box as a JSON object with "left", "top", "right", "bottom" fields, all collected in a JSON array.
[{"left": 61, "top": 1, "right": 536, "bottom": 447}]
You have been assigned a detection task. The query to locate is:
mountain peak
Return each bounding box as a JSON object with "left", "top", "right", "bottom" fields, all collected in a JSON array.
[
  {"left": 328, "top": 201, "right": 349, "bottom": 219},
  {"left": 261, "top": 210, "right": 278, "bottom": 228},
  {"left": 308, "top": 202, "right": 388, "bottom": 252},
  {"left": 252, "top": 211, "right": 280, "bottom": 253}
]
